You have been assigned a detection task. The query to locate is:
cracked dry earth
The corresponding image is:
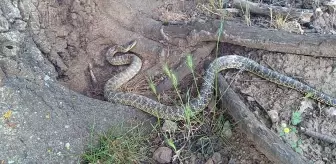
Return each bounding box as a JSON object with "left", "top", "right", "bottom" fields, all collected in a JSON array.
[{"left": 1, "top": 0, "right": 336, "bottom": 163}]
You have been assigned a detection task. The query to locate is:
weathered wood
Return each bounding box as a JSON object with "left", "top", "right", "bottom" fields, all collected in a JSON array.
[
  {"left": 162, "top": 20, "right": 336, "bottom": 57},
  {"left": 217, "top": 75, "right": 307, "bottom": 164},
  {"left": 232, "top": 0, "right": 313, "bottom": 23}
]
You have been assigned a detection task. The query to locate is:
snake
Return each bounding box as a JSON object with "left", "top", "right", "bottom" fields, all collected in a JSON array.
[{"left": 104, "top": 40, "right": 336, "bottom": 121}]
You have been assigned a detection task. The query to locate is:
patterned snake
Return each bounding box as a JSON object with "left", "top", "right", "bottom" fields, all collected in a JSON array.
[{"left": 104, "top": 41, "right": 336, "bottom": 121}]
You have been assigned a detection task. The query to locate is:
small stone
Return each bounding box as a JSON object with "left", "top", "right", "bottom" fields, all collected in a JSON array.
[
  {"left": 161, "top": 120, "right": 178, "bottom": 133},
  {"left": 228, "top": 158, "right": 236, "bottom": 164},
  {"left": 314, "top": 160, "right": 325, "bottom": 164},
  {"left": 300, "top": 12, "right": 313, "bottom": 23},
  {"left": 325, "top": 107, "right": 336, "bottom": 117},
  {"left": 65, "top": 143, "right": 70, "bottom": 150},
  {"left": 190, "top": 154, "right": 197, "bottom": 164},
  {"left": 44, "top": 75, "right": 51, "bottom": 81},
  {"left": 222, "top": 121, "right": 233, "bottom": 138},
  {"left": 211, "top": 152, "right": 222, "bottom": 164},
  {"left": 299, "top": 98, "right": 314, "bottom": 112},
  {"left": 267, "top": 110, "right": 279, "bottom": 123},
  {"left": 205, "top": 158, "right": 214, "bottom": 164},
  {"left": 247, "top": 96, "right": 255, "bottom": 102},
  {"left": 153, "top": 147, "right": 172, "bottom": 164}
]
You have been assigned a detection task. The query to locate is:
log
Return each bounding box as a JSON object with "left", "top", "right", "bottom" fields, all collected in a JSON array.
[
  {"left": 232, "top": 0, "right": 313, "bottom": 23},
  {"left": 161, "top": 20, "right": 336, "bottom": 57},
  {"left": 217, "top": 75, "right": 307, "bottom": 164}
]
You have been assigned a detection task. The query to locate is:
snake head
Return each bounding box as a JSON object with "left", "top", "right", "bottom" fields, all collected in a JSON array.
[
  {"left": 106, "top": 40, "right": 137, "bottom": 56},
  {"left": 122, "top": 40, "right": 137, "bottom": 52}
]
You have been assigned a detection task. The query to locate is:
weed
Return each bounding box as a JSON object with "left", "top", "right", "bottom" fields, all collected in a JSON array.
[
  {"left": 162, "top": 63, "right": 184, "bottom": 106},
  {"left": 145, "top": 9, "right": 229, "bottom": 162},
  {"left": 147, "top": 76, "right": 158, "bottom": 98},
  {"left": 291, "top": 111, "right": 302, "bottom": 126},
  {"left": 82, "top": 123, "right": 151, "bottom": 164},
  {"left": 273, "top": 14, "right": 288, "bottom": 29},
  {"left": 304, "top": 92, "right": 314, "bottom": 99},
  {"left": 197, "top": 0, "right": 227, "bottom": 18},
  {"left": 209, "top": 0, "right": 225, "bottom": 10},
  {"left": 269, "top": 8, "right": 292, "bottom": 30},
  {"left": 196, "top": 136, "right": 215, "bottom": 154},
  {"left": 243, "top": 4, "right": 251, "bottom": 26},
  {"left": 213, "top": 114, "right": 233, "bottom": 139},
  {"left": 186, "top": 54, "right": 200, "bottom": 95},
  {"left": 2, "top": 110, "right": 12, "bottom": 120},
  {"left": 165, "top": 137, "right": 177, "bottom": 152},
  {"left": 278, "top": 111, "right": 303, "bottom": 154},
  {"left": 290, "top": 139, "right": 303, "bottom": 153},
  {"left": 152, "top": 35, "right": 232, "bottom": 162}
]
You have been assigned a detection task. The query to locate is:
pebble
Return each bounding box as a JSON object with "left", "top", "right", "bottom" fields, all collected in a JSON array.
[
  {"left": 153, "top": 147, "right": 173, "bottom": 164},
  {"left": 212, "top": 152, "right": 222, "bottom": 163},
  {"left": 325, "top": 107, "right": 336, "bottom": 117},
  {"left": 205, "top": 158, "right": 214, "bottom": 164},
  {"left": 267, "top": 110, "right": 279, "bottom": 123},
  {"left": 162, "top": 120, "right": 178, "bottom": 133}
]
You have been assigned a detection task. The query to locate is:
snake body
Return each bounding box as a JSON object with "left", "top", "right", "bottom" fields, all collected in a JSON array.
[{"left": 104, "top": 41, "right": 336, "bottom": 121}]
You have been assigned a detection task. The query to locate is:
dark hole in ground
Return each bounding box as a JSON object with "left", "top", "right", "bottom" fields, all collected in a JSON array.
[{"left": 6, "top": 45, "right": 13, "bottom": 49}]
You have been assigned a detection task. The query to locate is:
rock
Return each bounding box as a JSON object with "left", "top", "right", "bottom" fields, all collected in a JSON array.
[
  {"left": 267, "top": 110, "right": 279, "bottom": 123},
  {"left": 190, "top": 154, "right": 197, "bottom": 164},
  {"left": 247, "top": 96, "right": 255, "bottom": 102},
  {"left": 205, "top": 158, "right": 214, "bottom": 164},
  {"left": 211, "top": 152, "right": 222, "bottom": 164},
  {"left": 162, "top": 120, "right": 178, "bottom": 132},
  {"left": 222, "top": 121, "right": 233, "bottom": 138},
  {"left": 153, "top": 147, "right": 173, "bottom": 163},
  {"left": 228, "top": 158, "right": 236, "bottom": 164},
  {"left": 299, "top": 98, "right": 314, "bottom": 113},
  {"left": 325, "top": 107, "right": 336, "bottom": 117},
  {"left": 314, "top": 160, "right": 325, "bottom": 164}
]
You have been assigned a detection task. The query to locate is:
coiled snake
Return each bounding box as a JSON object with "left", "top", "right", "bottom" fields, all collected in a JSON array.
[{"left": 104, "top": 41, "right": 336, "bottom": 121}]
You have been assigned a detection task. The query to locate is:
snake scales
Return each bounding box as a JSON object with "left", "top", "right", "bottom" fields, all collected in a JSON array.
[{"left": 104, "top": 41, "right": 336, "bottom": 121}]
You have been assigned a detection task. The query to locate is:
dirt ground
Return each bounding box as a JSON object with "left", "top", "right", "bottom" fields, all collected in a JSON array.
[
  {"left": 36, "top": 0, "right": 336, "bottom": 163},
  {"left": 221, "top": 44, "right": 336, "bottom": 163}
]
